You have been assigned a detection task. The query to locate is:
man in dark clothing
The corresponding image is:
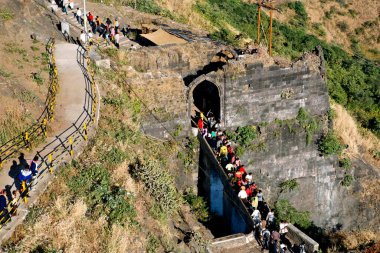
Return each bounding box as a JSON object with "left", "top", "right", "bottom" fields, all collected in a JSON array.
[
  {"left": 270, "top": 230, "right": 280, "bottom": 253},
  {"left": 30, "top": 156, "right": 39, "bottom": 176},
  {"left": 0, "top": 190, "right": 9, "bottom": 224}
]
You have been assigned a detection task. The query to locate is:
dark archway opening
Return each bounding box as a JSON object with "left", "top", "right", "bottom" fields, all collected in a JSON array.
[{"left": 191, "top": 81, "right": 220, "bottom": 125}]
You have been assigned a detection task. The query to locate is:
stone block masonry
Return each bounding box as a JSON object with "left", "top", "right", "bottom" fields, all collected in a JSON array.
[{"left": 223, "top": 63, "right": 329, "bottom": 129}]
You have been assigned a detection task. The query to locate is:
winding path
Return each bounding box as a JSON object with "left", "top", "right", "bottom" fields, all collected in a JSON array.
[{"left": 0, "top": 42, "right": 97, "bottom": 241}]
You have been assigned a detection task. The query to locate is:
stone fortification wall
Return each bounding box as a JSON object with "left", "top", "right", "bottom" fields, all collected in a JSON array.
[
  {"left": 125, "top": 41, "right": 219, "bottom": 75},
  {"left": 222, "top": 61, "right": 329, "bottom": 129},
  {"left": 240, "top": 123, "right": 339, "bottom": 228},
  {"left": 126, "top": 70, "right": 188, "bottom": 138},
  {"left": 239, "top": 122, "right": 379, "bottom": 231}
]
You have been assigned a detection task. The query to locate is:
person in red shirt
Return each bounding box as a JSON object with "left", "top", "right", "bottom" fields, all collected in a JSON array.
[
  {"left": 235, "top": 170, "right": 243, "bottom": 179},
  {"left": 198, "top": 118, "right": 203, "bottom": 130},
  {"left": 239, "top": 166, "right": 246, "bottom": 174},
  {"left": 87, "top": 12, "right": 94, "bottom": 25}
]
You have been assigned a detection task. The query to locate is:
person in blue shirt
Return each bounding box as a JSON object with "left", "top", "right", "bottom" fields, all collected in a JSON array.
[
  {"left": 18, "top": 165, "right": 32, "bottom": 185},
  {"left": 0, "top": 190, "right": 9, "bottom": 224}
]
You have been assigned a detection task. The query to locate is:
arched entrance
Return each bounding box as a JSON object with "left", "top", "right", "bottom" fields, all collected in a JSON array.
[{"left": 191, "top": 80, "right": 221, "bottom": 124}]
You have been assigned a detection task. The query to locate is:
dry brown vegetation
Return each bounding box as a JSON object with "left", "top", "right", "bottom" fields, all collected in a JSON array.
[
  {"left": 332, "top": 102, "right": 380, "bottom": 170},
  {"left": 0, "top": 0, "right": 63, "bottom": 144},
  {"left": 329, "top": 230, "right": 380, "bottom": 252}
]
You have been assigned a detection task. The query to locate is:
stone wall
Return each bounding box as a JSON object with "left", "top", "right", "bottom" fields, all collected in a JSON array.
[
  {"left": 125, "top": 41, "right": 220, "bottom": 76},
  {"left": 223, "top": 62, "right": 330, "bottom": 128},
  {"left": 238, "top": 122, "right": 379, "bottom": 231}
]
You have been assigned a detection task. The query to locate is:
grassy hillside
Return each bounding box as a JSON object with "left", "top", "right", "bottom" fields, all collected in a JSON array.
[{"left": 2, "top": 66, "right": 210, "bottom": 252}]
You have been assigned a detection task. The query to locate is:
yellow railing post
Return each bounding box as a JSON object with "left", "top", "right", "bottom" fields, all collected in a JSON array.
[
  {"left": 83, "top": 123, "right": 88, "bottom": 141},
  {"left": 69, "top": 136, "right": 74, "bottom": 157},
  {"left": 48, "top": 153, "right": 53, "bottom": 173},
  {"left": 21, "top": 181, "right": 28, "bottom": 203}
]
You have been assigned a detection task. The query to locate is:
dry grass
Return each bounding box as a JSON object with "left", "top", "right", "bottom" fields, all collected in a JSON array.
[
  {"left": 330, "top": 230, "right": 380, "bottom": 251},
  {"left": 17, "top": 198, "right": 107, "bottom": 253},
  {"left": 332, "top": 102, "right": 380, "bottom": 170}
]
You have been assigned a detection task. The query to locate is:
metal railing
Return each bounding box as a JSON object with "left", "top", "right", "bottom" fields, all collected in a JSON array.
[
  {"left": 0, "top": 43, "right": 99, "bottom": 229},
  {"left": 0, "top": 38, "right": 59, "bottom": 167}
]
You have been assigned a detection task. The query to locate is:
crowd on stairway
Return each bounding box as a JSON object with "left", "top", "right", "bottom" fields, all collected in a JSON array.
[
  {"left": 55, "top": 0, "right": 131, "bottom": 48},
  {"left": 197, "top": 112, "right": 305, "bottom": 253},
  {"left": 0, "top": 154, "right": 41, "bottom": 226}
]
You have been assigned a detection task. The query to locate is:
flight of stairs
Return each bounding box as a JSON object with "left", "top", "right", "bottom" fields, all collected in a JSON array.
[{"left": 48, "top": 1, "right": 140, "bottom": 50}]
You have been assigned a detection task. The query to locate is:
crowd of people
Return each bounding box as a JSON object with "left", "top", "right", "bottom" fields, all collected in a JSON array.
[
  {"left": 0, "top": 155, "right": 40, "bottom": 225},
  {"left": 197, "top": 111, "right": 303, "bottom": 253},
  {"left": 56, "top": 0, "right": 131, "bottom": 48}
]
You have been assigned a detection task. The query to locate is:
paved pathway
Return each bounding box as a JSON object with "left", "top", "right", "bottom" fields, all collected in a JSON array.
[{"left": 0, "top": 43, "right": 90, "bottom": 242}]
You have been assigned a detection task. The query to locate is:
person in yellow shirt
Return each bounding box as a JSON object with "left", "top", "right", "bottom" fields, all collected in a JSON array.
[
  {"left": 251, "top": 195, "right": 259, "bottom": 210},
  {"left": 220, "top": 145, "right": 228, "bottom": 157}
]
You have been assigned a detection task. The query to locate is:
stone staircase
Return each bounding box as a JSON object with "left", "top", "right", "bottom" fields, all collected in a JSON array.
[{"left": 48, "top": 1, "right": 140, "bottom": 49}]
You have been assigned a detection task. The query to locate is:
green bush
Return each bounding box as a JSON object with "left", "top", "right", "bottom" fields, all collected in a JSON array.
[
  {"left": 0, "top": 8, "right": 14, "bottom": 21},
  {"left": 101, "top": 147, "right": 128, "bottom": 165},
  {"left": 341, "top": 173, "right": 353, "bottom": 186},
  {"left": 318, "top": 131, "right": 344, "bottom": 156},
  {"left": 67, "top": 164, "right": 136, "bottom": 226},
  {"left": 279, "top": 179, "right": 299, "bottom": 192},
  {"left": 130, "top": 159, "right": 180, "bottom": 215},
  {"left": 275, "top": 199, "right": 311, "bottom": 229},
  {"left": 339, "top": 157, "right": 352, "bottom": 169},
  {"left": 184, "top": 190, "right": 209, "bottom": 222},
  {"left": 235, "top": 126, "right": 257, "bottom": 147},
  {"left": 287, "top": 1, "right": 308, "bottom": 27},
  {"left": 146, "top": 233, "right": 160, "bottom": 253},
  {"left": 31, "top": 72, "right": 44, "bottom": 86},
  {"left": 296, "top": 108, "right": 319, "bottom": 145}
]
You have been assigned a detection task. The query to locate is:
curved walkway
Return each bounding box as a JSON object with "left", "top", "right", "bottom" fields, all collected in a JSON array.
[{"left": 0, "top": 43, "right": 98, "bottom": 241}]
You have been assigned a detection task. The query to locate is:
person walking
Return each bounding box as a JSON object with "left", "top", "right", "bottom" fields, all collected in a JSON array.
[
  {"left": 0, "top": 190, "right": 9, "bottom": 224},
  {"left": 76, "top": 8, "right": 82, "bottom": 25},
  {"left": 29, "top": 155, "right": 39, "bottom": 189},
  {"left": 270, "top": 230, "right": 280, "bottom": 253}
]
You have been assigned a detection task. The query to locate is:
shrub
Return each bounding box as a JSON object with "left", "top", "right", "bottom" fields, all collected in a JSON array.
[
  {"left": 337, "top": 21, "right": 349, "bottom": 32},
  {"left": 341, "top": 173, "right": 353, "bottom": 186},
  {"left": 275, "top": 199, "right": 311, "bottom": 229},
  {"left": 173, "top": 124, "right": 183, "bottom": 137},
  {"left": 184, "top": 190, "right": 209, "bottom": 222},
  {"left": 0, "top": 68, "right": 11, "bottom": 77},
  {"left": 67, "top": 164, "right": 136, "bottom": 226},
  {"left": 287, "top": 1, "right": 308, "bottom": 27},
  {"left": 130, "top": 159, "right": 180, "bottom": 215},
  {"left": 235, "top": 145, "right": 245, "bottom": 157},
  {"left": 296, "top": 108, "right": 319, "bottom": 145},
  {"left": 235, "top": 126, "right": 257, "bottom": 147},
  {"left": 0, "top": 8, "right": 14, "bottom": 21},
  {"left": 31, "top": 72, "right": 44, "bottom": 86},
  {"left": 318, "top": 131, "right": 344, "bottom": 156},
  {"left": 101, "top": 147, "right": 128, "bottom": 165},
  {"left": 279, "top": 179, "right": 299, "bottom": 192},
  {"left": 146, "top": 233, "right": 160, "bottom": 253},
  {"left": 339, "top": 157, "right": 352, "bottom": 169}
]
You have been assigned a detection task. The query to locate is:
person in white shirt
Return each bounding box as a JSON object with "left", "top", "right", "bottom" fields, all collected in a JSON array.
[
  {"left": 238, "top": 186, "right": 248, "bottom": 200},
  {"left": 246, "top": 172, "right": 253, "bottom": 184},
  {"left": 76, "top": 8, "right": 82, "bottom": 24},
  {"left": 79, "top": 30, "right": 86, "bottom": 44},
  {"left": 251, "top": 209, "right": 261, "bottom": 220},
  {"left": 69, "top": 0, "right": 74, "bottom": 9},
  {"left": 114, "top": 32, "right": 120, "bottom": 48}
]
